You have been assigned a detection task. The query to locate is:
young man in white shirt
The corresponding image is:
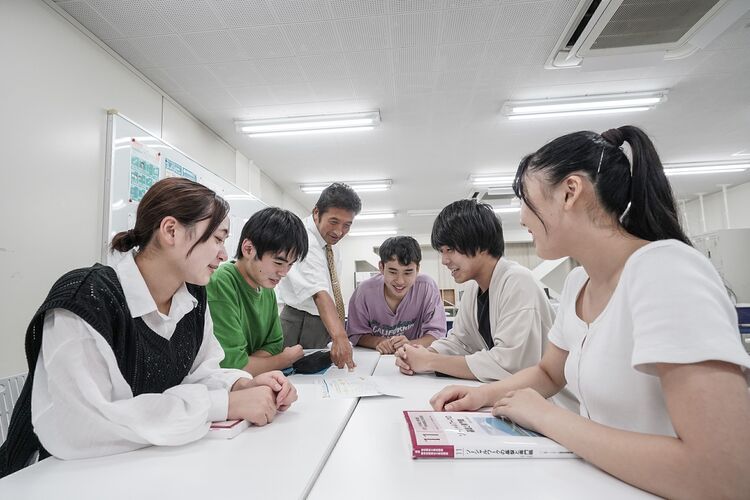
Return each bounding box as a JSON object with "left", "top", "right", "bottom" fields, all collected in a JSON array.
[
  {"left": 276, "top": 183, "right": 361, "bottom": 370},
  {"left": 395, "top": 199, "right": 556, "bottom": 383}
]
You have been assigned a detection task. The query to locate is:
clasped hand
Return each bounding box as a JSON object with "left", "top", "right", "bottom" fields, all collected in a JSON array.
[{"left": 229, "top": 371, "right": 298, "bottom": 426}]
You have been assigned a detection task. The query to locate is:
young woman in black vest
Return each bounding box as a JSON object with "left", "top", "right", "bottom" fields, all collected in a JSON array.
[{"left": 0, "top": 177, "right": 297, "bottom": 477}]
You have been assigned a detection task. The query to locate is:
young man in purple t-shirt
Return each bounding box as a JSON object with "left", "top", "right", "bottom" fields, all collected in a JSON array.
[{"left": 347, "top": 236, "right": 447, "bottom": 354}]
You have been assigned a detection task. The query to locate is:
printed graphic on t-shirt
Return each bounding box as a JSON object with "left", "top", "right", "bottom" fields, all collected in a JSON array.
[{"left": 370, "top": 319, "right": 416, "bottom": 337}]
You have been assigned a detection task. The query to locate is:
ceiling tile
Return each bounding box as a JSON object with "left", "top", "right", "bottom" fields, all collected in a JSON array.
[
  {"left": 126, "top": 34, "right": 200, "bottom": 67},
  {"left": 435, "top": 70, "right": 476, "bottom": 91},
  {"left": 284, "top": 21, "right": 342, "bottom": 55},
  {"left": 226, "top": 86, "right": 276, "bottom": 107},
  {"left": 491, "top": 1, "right": 555, "bottom": 39},
  {"left": 299, "top": 53, "right": 350, "bottom": 80},
  {"left": 395, "top": 46, "right": 437, "bottom": 73},
  {"left": 441, "top": 7, "right": 496, "bottom": 43},
  {"left": 329, "top": 0, "right": 390, "bottom": 18},
  {"left": 391, "top": 11, "right": 443, "bottom": 47},
  {"left": 150, "top": 0, "right": 225, "bottom": 32},
  {"left": 88, "top": 0, "right": 173, "bottom": 37},
  {"left": 181, "top": 31, "right": 248, "bottom": 62},
  {"left": 141, "top": 67, "right": 185, "bottom": 92},
  {"left": 390, "top": 0, "right": 446, "bottom": 13},
  {"left": 207, "top": 0, "right": 276, "bottom": 28},
  {"left": 335, "top": 16, "right": 392, "bottom": 51},
  {"left": 437, "top": 42, "right": 485, "bottom": 70},
  {"left": 207, "top": 61, "right": 266, "bottom": 86},
  {"left": 270, "top": 83, "right": 316, "bottom": 103},
  {"left": 268, "top": 0, "right": 331, "bottom": 22},
  {"left": 162, "top": 65, "right": 223, "bottom": 89},
  {"left": 232, "top": 26, "right": 294, "bottom": 58},
  {"left": 188, "top": 87, "right": 242, "bottom": 109},
  {"left": 484, "top": 36, "right": 556, "bottom": 67},
  {"left": 395, "top": 72, "right": 436, "bottom": 95},
  {"left": 58, "top": 1, "right": 122, "bottom": 40},
  {"left": 104, "top": 38, "right": 157, "bottom": 68},
  {"left": 309, "top": 79, "right": 355, "bottom": 100},
  {"left": 346, "top": 50, "right": 394, "bottom": 79},
  {"left": 253, "top": 57, "right": 306, "bottom": 83}
]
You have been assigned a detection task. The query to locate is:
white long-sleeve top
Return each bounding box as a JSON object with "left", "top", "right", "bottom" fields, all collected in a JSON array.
[{"left": 31, "top": 251, "right": 250, "bottom": 460}]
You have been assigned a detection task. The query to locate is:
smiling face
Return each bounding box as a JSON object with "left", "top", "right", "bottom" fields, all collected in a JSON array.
[
  {"left": 237, "top": 240, "right": 297, "bottom": 289},
  {"left": 313, "top": 207, "right": 355, "bottom": 246},
  {"left": 379, "top": 258, "right": 419, "bottom": 300},
  {"left": 181, "top": 216, "right": 230, "bottom": 286},
  {"left": 437, "top": 246, "right": 484, "bottom": 284}
]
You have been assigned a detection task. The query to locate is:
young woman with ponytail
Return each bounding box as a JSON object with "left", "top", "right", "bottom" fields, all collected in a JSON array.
[
  {"left": 430, "top": 126, "right": 750, "bottom": 499},
  {"left": 0, "top": 177, "right": 297, "bottom": 478}
]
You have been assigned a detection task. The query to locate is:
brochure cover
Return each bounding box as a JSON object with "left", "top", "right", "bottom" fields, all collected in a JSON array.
[
  {"left": 404, "top": 411, "right": 576, "bottom": 459},
  {"left": 206, "top": 419, "right": 249, "bottom": 439}
]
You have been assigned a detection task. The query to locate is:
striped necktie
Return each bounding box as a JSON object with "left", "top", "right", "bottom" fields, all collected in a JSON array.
[{"left": 325, "top": 244, "right": 346, "bottom": 322}]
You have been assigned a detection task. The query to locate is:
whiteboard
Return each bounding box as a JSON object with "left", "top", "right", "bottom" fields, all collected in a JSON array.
[{"left": 102, "top": 112, "right": 267, "bottom": 264}]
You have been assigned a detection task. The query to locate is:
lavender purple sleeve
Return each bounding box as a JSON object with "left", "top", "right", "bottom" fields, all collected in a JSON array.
[
  {"left": 420, "top": 280, "right": 447, "bottom": 339},
  {"left": 346, "top": 285, "right": 371, "bottom": 346}
]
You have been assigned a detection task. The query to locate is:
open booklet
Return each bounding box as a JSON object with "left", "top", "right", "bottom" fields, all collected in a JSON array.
[{"left": 404, "top": 411, "right": 576, "bottom": 459}]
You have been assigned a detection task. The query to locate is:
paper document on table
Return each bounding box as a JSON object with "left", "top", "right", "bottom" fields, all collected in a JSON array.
[{"left": 317, "top": 376, "right": 402, "bottom": 399}]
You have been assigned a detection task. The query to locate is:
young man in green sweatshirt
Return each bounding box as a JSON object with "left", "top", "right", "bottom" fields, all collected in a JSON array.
[{"left": 207, "top": 207, "right": 309, "bottom": 375}]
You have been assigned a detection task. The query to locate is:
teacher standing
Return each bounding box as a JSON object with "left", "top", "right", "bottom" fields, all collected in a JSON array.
[{"left": 277, "top": 183, "right": 361, "bottom": 370}]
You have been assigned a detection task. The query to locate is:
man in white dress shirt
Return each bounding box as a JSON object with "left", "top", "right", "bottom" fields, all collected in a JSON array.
[{"left": 277, "top": 183, "right": 361, "bottom": 370}]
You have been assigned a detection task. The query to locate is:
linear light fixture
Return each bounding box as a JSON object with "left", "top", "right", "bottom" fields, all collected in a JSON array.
[
  {"left": 357, "top": 211, "right": 396, "bottom": 220},
  {"left": 235, "top": 111, "right": 380, "bottom": 137},
  {"left": 470, "top": 174, "right": 516, "bottom": 187},
  {"left": 348, "top": 229, "right": 398, "bottom": 237},
  {"left": 493, "top": 207, "right": 521, "bottom": 214},
  {"left": 663, "top": 161, "right": 750, "bottom": 176},
  {"left": 407, "top": 209, "right": 441, "bottom": 217},
  {"left": 299, "top": 179, "right": 392, "bottom": 194},
  {"left": 502, "top": 91, "right": 668, "bottom": 120}
]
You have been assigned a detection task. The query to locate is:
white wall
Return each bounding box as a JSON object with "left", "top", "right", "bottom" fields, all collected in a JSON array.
[
  {"left": 0, "top": 0, "right": 295, "bottom": 377},
  {"left": 683, "top": 180, "right": 750, "bottom": 236}
]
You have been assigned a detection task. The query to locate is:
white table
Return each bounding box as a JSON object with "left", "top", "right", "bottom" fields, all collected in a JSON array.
[
  {"left": 308, "top": 355, "right": 659, "bottom": 500},
  {"left": 0, "top": 348, "right": 380, "bottom": 500}
]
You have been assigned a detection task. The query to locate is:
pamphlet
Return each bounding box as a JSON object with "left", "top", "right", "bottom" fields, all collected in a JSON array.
[{"left": 404, "top": 411, "right": 576, "bottom": 459}]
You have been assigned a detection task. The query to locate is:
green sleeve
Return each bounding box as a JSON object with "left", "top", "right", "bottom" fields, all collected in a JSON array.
[
  {"left": 256, "top": 296, "right": 284, "bottom": 356},
  {"left": 206, "top": 278, "right": 249, "bottom": 370}
]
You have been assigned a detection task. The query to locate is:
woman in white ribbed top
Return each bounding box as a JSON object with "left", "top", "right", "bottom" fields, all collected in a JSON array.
[{"left": 430, "top": 126, "right": 750, "bottom": 499}]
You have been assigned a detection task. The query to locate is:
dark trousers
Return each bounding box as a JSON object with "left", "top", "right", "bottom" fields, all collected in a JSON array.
[{"left": 280, "top": 306, "right": 331, "bottom": 349}]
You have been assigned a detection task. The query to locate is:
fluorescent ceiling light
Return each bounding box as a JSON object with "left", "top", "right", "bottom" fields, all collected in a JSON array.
[
  {"left": 470, "top": 174, "right": 515, "bottom": 186},
  {"left": 664, "top": 162, "right": 750, "bottom": 177},
  {"left": 236, "top": 111, "right": 380, "bottom": 136},
  {"left": 407, "top": 209, "right": 441, "bottom": 217},
  {"left": 502, "top": 91, "right": 667, "bottom": 120},
  {"left": 663, "top": 161, "right": 749, "bottom": 177},
  {"left": 348, "top": 230, "right": 398, "bottom": 237},
  {"left": 357, "top": 211, "right": 396, "bottom": 220},
  {"left": 493, "top": 207, "right": 521, "bottom": 214},
  {"left": 300, "top": 179, "right": 392, "bottom": 194}
]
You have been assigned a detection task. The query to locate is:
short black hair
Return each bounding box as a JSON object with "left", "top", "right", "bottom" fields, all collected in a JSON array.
[
  {"left": 431, "top": 199, "right": 504, "bottom": 258},
  {"left": 378, "top": 236, "right": 422, "bottom": 266},
  {"left": 235, "top": 207, "right": 309, "bottom": 262},
  {"left": 314, "top": 182, "right": 362, "bottom": 216}
]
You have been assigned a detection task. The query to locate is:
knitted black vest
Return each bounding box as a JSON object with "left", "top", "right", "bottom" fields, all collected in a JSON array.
[{"left": 0, "top": 264, "right": 205, "bottom": 478}]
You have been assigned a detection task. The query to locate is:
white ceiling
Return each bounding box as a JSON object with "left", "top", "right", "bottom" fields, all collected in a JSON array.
[{"left": 53, "top": 0, "right": 750, "bottom": 235}]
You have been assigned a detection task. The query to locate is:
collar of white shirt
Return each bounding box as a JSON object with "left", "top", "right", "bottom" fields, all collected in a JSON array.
[
  {"left": 305, "top": 214, "right": 328, "bottom": 249},
  {"left": 114, "top": 251, "right": 198, "bottom": 320}
]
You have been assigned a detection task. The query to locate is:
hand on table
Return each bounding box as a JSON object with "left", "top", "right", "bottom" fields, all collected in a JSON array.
[
  {"left": 394, "top": 344, "right": 433, "bottom": 375},
  {"left": 491, "top": 387, "right": 552, "bottom": 432},
  {"left": 251, "top": 371, "right": 298, "bottom": 411},
  {"left": 331, "top": 338, "right": 356, "bottom": 371},
  {"left": 429, "top": 384, "right": 487, "bottom": 412}
]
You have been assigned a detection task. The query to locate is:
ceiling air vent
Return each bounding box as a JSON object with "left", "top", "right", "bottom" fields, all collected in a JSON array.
[{"left": 547, "top": 0, "right": 750, "bottom": 69}]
